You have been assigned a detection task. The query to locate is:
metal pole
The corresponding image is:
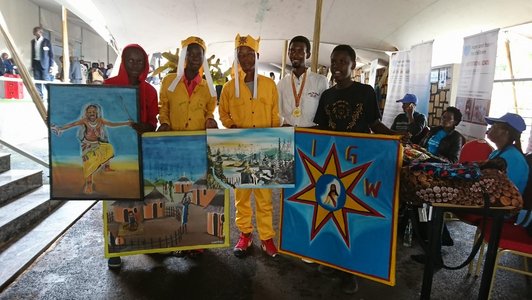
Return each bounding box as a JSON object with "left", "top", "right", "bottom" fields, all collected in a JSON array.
[
  {"left": 0, "top": 10, "right": 47, "bottom": 124},
  {"left": 62, "top": 6, "right": 70, "bottom": 83},
  {"left": 281, "top": 40, "right": 288, "bottom": 78},
  {"left": 311, "top": 0, "right": 323, "bottom": 73}
]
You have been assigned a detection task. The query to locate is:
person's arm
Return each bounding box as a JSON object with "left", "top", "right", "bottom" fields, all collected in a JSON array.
[
  {"left": 219, "top": 82, "right": 236, "bottom": 128},
  {"left": 134, "top": 86, "right": 159, "bottom": 133},
  {"left": 102, "top": 119, "right": 133, "bottom": 127},
  {"left": 204, "top": 94, "right": 218, "bottom": 129},
  {"left": 271, "top": 82, "right": 281, "bottom": 127},
  {"left": 443, "top": 132, "right": 464, "bottom": 163},
  {"left": 370, "top": 119, "right": 398, "bottom": 135},
  {"left": 51, "top": 119, "right": 84, "bottom": 135},
  {"left": 408, "top": 113, "right": 426, "bottom": 137},
  {"left": 46, "top": 39, "right": 54, "bottom": 73}
]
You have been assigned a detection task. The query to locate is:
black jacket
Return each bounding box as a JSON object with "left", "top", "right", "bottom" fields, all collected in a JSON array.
[{"left": 421, "top": 126, "right": 464, "bottom": 163}]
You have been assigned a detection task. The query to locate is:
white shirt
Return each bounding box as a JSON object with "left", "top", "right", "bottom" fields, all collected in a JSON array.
[
  {"left": 34, "top": 36, "right": 44, "bottom": 61},
  {"left": 278, "top": 68, "right": 328, "bottom": 127}
]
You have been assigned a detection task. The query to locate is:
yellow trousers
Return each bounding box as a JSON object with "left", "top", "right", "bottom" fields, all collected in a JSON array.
[{"left": 235, "top": 188, "right": 274, "bottom": 240}]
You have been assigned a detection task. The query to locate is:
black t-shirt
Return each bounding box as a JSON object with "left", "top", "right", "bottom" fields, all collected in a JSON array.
[{"left": 313, "top": 82, "right": 380, "bottom": 133}]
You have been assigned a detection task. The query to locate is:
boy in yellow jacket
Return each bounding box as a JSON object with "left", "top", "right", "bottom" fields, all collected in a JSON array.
[{"left": 219, "top": 34, "right": 280, "bottom": 258}]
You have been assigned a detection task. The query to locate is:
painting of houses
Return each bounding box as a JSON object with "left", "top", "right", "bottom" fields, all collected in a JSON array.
[{"left": 206, "top": 127, "right": 295, "bottom": 189}]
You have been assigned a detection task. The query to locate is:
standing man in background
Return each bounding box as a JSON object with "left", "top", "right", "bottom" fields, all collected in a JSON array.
[{"left": 31, "top": 26, "right": 54, "bottom": 97}]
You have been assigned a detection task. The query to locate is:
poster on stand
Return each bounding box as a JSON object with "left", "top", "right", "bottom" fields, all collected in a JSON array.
[
  {"left": 48, "top": 85, "right": 142, "bottom": 200},
  {"left": 279, "top": 128, "right": 402, "bottom": 286},
  {"left": 206, "top": 127, "right": 295, "bottom": 189},
  {"left": 104, "top": 132, "right": 229, "bottom": 257},
  {"left": 455, "top": 29, "right": 500, "bottom": 139}
]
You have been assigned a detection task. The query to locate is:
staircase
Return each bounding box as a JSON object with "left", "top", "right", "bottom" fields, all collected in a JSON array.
[{"left": 0, "top": 152, "right": 96, "bottom": 291}]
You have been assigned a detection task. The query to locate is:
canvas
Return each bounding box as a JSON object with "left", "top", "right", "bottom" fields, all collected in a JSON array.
[
  {"left": 48, "top": 85, "right": 142, "bottom": 200},
  {"left": 206, "top": 127, "right": 295, "bottom": 189},
  {"left": 279, "top": 128, "right": 402, "bottom": 286},
  {"left": 104, "top": 132, "right": 229, "bottom": 257}
]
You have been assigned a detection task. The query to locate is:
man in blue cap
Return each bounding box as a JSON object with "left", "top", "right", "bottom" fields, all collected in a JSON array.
[{"left": 391, "top": 93, "right": 427, "bottom": 144}]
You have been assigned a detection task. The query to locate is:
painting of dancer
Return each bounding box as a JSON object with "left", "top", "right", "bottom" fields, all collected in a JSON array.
[{"left": 48, "top": 85, "right": 142, "bottom": 200}]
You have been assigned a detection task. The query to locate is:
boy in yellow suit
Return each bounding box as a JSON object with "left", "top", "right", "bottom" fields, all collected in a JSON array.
[
  {"left": 158, "top": 36, "right": 218, "bottom": 257},
  {"left": 219, "top": 34, "right": 280, "bottom": 258},
  {"left": 158, "top": 36, "right": 218, "bottom": 131}
]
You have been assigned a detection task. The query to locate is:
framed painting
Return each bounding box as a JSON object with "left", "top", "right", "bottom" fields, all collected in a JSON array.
[
  {"left": 104, "top": 131, "right": 229, "bottom": 257},
  {"left": 279, "top": 128, "right": 402, "bottom": 286},
  {"left": 206, "top": 127, "right": 295, "bottom": 189},
  {"left": 48, "top": 85, "right": 142, "bottom": 200}
]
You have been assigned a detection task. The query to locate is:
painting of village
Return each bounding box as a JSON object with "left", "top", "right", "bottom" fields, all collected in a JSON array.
[
  {"left": 206, "top": 127, "right": 295, "bottom": 189},
  {"left": 104, "top": 132, "right": 229, "bottom": 257}
]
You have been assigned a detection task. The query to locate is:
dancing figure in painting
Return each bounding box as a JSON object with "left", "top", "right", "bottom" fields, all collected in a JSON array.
[{"left": 51, "top": 103, "right": 132, "bottom": 194}]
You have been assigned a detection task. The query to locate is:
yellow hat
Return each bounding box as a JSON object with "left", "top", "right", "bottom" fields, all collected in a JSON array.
[
  {"left": 235, "top": 34, "right": 260, "bottom": 53},
  {"left": 181, "top": 36, "right": 206, "bottom": 50}
]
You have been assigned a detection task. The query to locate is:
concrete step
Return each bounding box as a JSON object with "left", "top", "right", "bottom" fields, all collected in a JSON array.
[
  {"left": 0, "top": 185, "right": 63, "bottom": 249},
  {"left": 0, "top": 169, "right": 43, "bottom": 206},
  {"left": 0, "top": 200, "right": 96, "bottom": 291},
  {"left": 0, "top": 153, "right": 10, "bottom": 173}
]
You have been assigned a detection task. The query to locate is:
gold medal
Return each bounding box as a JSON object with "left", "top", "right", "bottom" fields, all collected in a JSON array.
[{"left": 292, "top": 107, "right": 302, "bottom": 117}]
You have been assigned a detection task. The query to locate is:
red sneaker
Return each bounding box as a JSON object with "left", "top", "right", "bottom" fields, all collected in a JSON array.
[
  {"left": 234, "top": 232, "right": 252, "bottom": 257},
  {"left": 260, "top": 238, "right": 278, "bottom": 257}
]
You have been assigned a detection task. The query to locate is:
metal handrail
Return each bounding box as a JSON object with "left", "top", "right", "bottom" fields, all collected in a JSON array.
[{"left": 0, "top": 137, "right": 49, "bottom": 168}]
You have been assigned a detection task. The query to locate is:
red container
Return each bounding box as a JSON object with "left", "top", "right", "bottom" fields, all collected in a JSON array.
[{"left": 4, "top": 74, "right": 23, "bottom": 99}]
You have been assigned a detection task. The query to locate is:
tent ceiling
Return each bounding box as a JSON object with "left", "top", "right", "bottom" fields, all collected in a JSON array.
[{"left": 46, "top": 0, "right": 532, "bottom": 67}]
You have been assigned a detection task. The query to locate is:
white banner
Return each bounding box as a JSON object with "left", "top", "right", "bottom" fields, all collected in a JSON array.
[
  {"left": 455, "top": 29, "right": 500, "bottom": 139},
  {"left": 382, "top": 51, "right": 409, "bottom": 127},
  {"left": 368, "top": 59, "right": 378, "bottom": 88},
  {"left": 382, "top": 41, "right": 433, "bottom": 127}
]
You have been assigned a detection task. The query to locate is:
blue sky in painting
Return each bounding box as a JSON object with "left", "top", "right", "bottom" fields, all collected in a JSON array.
[
  {"left": 142, "top": 134, "right": 207, "bottom": 182},
  {"left": 48, "top": 85, "right": 139, "bottom": 158}
]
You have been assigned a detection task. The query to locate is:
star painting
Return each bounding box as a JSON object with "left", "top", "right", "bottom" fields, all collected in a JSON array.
[{"left": 288, "top": 145, "right": 383, "bottom": 247}]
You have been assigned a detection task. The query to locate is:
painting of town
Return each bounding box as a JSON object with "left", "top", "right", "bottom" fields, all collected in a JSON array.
[
  {"left": 48, "top": 85, "right": 142, "bottom": 200},
  {"left": 104, "top": 132, "right": 229, "bottom": 257},
  {"left": 206, "top": 127, "right": 295, "bottom": 189}
]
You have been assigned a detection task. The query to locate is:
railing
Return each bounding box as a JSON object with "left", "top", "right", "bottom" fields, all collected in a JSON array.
[{"left": 0, "top": 137, "right": 49, "bottom": 168}]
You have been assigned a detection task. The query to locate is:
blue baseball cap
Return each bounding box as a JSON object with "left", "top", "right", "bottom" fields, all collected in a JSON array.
[
  {"left": 485, "top": 113, "right": 526, "bottom": 132},
  {"left": 396, "top": 93, "right": 418, "bottom": 104}
]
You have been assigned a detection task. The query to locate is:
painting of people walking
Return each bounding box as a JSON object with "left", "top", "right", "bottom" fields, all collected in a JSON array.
[
  {"left": 279, "top": 128, "right": 402, "bottom": 286},
  {"left": 206, "top": 127, "right": 295, "bottom": 189},
  {"left": 48, "top": 85, "right": 142, "bottom": 200},
  {"left": 104, "top": 132, "right": 229, "bottom": 257}
]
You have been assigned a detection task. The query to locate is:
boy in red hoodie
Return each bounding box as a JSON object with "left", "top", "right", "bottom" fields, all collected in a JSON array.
[{"left": 104, "top": 44, "right": 159, "bottom": 269}]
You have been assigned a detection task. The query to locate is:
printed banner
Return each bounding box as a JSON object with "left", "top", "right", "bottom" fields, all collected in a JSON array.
[
  {"left": 382, "top": 42, "right": 433, "bottom": 127},
  {"left": 48, "top": 85, "right": 142, "bottom": 200},
  {"left": 279, "top": 128, "right": 402, "bottom": 286},
  {"left": 455, "top": 29, "right": 500, "bottom": 139},
  {"left": 206, "top": 127, "right": 295, "bottom": 189},
  {"left": 104, "top": 132, "right": 229, "bottom": 257}
]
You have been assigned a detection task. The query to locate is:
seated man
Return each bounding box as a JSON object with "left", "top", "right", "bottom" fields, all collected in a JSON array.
[{"left": 391, "top": 93, "right": 427, "bottom": 144}]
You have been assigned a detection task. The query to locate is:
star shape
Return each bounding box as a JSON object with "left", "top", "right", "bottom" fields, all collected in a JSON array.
[{"left": 288, "top": 144, "right": 383, "bottom": 247}]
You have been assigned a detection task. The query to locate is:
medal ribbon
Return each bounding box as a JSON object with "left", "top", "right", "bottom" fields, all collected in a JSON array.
[{"left": 290, "top": 70, "right": 307, "bottom": 109}]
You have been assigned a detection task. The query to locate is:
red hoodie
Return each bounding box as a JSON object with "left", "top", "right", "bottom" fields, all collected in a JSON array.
[{"left": 105, "top": 44, "right": 158, "bottom": 129}]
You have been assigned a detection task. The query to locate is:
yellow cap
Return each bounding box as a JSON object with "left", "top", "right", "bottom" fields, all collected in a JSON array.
[
  {"left": 235, "top": 34, "right": 260, "bottom": 53},
  {"left": 181, "top": 36, "right": 206, "bottom": 50}
]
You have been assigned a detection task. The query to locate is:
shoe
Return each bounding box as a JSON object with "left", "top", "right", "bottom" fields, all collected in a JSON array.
[
  {"left": 317, "top": 264, "right": 334, "bottom": 275},
  {"left": 108, "top": 257, "right": 122, "bottom": 269},
  {"left": 411, "top": 254, "right": 443, "bottom": 270},
  {"left": 260, "top": 238, "right": 278, "bottom": 257},
  {"left": 188, "top": 249, "right": 205, "bottom": 258},
  {"left": 234, "top": 232, "right": 252, "bottom": 258},
  {"left": 341, "top": 275, "right": 359, "bottom": 294}
]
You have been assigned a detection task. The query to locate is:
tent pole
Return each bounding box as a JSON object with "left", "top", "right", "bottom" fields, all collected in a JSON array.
[
  {"left": 281, "top": 40, "right": 288, "bottom": 78},
  {"left": 311, "top": 0, "right": 323, "bottom": 73},
  {"left": 62, "top": 6, "right": 70, "bottom": 83},
  {"left": 0, "top": 10, "right": 47, "bottom": 124},
  {"left": 504, "top": 37, "right": 518, "bottom": 114}
]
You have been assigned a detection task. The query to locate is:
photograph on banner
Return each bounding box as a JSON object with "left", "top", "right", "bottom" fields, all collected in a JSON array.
[
  {"left": 456, "top": 97, "right": 491, "bottom": 124},
  {"left": 48, "top": 85, "right": 142, "bottom": 200},
  {"left": 279, "top": 128, "right": 402, "bottom": 286},
  {"left": 206, "top": 127, "right": 295, "bottom": 189},
  {"left": 104, "top": 190, "right": 229, "bottom": 257}
]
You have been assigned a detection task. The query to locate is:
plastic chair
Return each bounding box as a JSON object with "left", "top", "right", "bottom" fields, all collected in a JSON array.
[
  {"left": 455, "top": 139, "right": 494, "bottom": 275},
  {"left": 474, "top": 220, "right": 532, "bottom": 299}
]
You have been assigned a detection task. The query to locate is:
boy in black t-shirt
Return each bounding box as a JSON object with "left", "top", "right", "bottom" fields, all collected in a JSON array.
[{"left": 314, "top": 45, "right": 395, "bottom": 135}]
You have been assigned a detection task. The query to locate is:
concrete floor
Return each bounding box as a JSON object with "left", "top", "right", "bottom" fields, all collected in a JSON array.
[{"left": 1, "top": 100, "right": 531, "bottom": 300}]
